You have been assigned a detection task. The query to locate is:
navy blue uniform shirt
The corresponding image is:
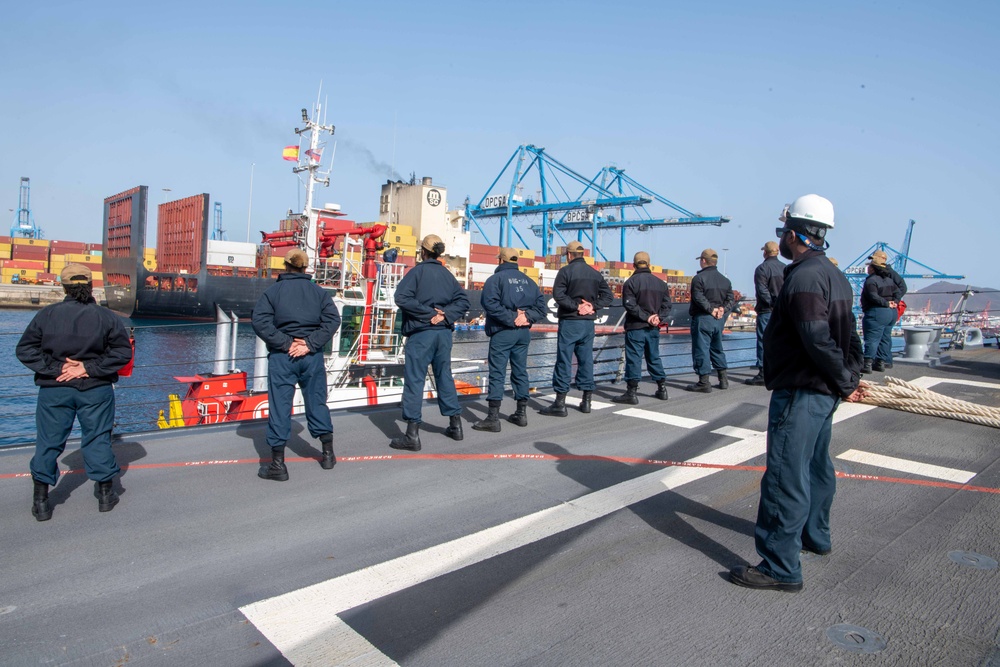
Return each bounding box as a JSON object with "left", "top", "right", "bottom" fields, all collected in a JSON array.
[
  {"left": 252, "top": 272, "right": 341, "bottom": 353},
  {"left": 622, "top": 267, "right": 672, "bottom": 331},
  {"left": 481, "top": 262, "right": 547, "bottom": 337},
  {"left": 753, "top": 256, "right": 785, "bottom": 314},
  {"left": 551, "top": 257, "right": 613, "bottom": 320},
  {"left": 689, "top": 265, "right": 735, "bottom": 317},
  {"left": 395, "top": 258, "right": 470, "bottom": 336}
]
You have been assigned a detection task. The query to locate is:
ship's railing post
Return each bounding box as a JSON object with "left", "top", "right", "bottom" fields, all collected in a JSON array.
[
  {"left": 214, "top": 306, "right": 231, "bottom": 376},
  {"left": 229, "top": 311, "right": 239, "bottom": 373},
  {"left": 253, "top": 336, "right": 268, "bottom": 392}
]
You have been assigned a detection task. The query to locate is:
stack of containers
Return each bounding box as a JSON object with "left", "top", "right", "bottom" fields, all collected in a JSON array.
[
  {"left": 385, "top": 223, "right": 417, "bottom": 262},
  {"left": 49, "top": 240, "right": 87, "bottom": 285},
  {"left": 61, "top": 249, "right": 104, "bottom": 286},
  {"left": 3, "top": 238, "right": 50, "bottom": 284}
]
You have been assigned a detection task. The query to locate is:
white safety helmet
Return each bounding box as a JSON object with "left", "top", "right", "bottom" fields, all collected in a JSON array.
[{"left": 779, "top": 194, "right": 835, "bottom": 228}]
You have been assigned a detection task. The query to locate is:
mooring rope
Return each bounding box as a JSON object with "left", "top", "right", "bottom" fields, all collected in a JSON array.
[{"left": 860, "top": 377, "right": 1000, "bottom": 429}]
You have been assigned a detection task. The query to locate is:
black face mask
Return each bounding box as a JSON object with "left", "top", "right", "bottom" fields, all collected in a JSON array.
[{"left": 778, "top": 231, "right": 794, "bottom": 260}]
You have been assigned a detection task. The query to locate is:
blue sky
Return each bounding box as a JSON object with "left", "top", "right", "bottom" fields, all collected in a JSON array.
[{"left": 2, "top": 0, "right": 998, "bottom": 296}]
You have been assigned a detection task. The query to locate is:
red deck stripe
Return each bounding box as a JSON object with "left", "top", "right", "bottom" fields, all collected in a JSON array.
[{"left": 2, "top": 452, "right": 997, "bottom": 494}]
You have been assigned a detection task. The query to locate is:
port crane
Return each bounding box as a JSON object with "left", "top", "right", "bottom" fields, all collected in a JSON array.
[
  {"left": 842, "top": 219, "right": 964, "bottom": 318},
  {"left": 463, "top": 145, "right": 729, "bottom": 261},
  {"left": 210, "top": 202, "right": 228, "bottom": 240},
  {"left": 9, "top": 177, "right": 43, "bottom": 239}
]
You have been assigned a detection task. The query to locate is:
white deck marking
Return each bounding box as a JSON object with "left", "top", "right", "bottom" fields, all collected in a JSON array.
[
  {"left": 910, "top": 376, "right": 1000, "bottom": 391},
  {"left": 240, "top": 374, "right": 961, "bottom": 665},
  {"left": 615, "top": 408, "right": 708, "bottom": 429},
  {"left": 535, "top": 393, "right": 614, "bottom": 410},
  {"left": 837, "top": 449, "right": 976, "bottom": 484},
  {"left": 241, "top": 433, "right": 765, "bottom": 666}
]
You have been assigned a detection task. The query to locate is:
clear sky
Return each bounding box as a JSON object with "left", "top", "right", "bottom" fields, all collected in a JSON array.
[{"left": 2, "top": 0, "right": 998, "bottom": 296}]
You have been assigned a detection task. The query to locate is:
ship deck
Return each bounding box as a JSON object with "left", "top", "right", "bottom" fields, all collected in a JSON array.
[{"left": 1, "top": 348, "right": 998, "bottom": 666}]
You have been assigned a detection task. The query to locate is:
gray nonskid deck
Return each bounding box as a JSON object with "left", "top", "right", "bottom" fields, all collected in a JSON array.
[{"left": 1, "top": 350, "right": 998, "bottom": 666}]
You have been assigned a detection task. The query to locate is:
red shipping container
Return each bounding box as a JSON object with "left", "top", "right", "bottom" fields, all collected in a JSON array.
[
  {"left": 86, "top": 243, "right": 104, "bottom": 252},
  {"left": 157, "top": 194, "right": 208, "bottom": 274},
  {"left": 2, "top": 259, "right": 47, "bottom": 270},
  {"left": 12, "top": 246, "right": 49, "bottom": 260},
  {"left": 51, "top": 240, "right": 88, "bottom": 253}
]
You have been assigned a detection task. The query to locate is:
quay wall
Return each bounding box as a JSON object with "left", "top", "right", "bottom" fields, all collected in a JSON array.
[{"left": 0, "top": 285, "right": 106, "bottom": 310}]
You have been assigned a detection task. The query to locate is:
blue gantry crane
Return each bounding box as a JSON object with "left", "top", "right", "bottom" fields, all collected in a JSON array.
[
  {"left": 9, "top": 177, "right": 44, "bottom": 239},
  {"left": 843, "top": 219, "right": 964, "bottom": 318},
  {"left": 210, "top": 201, "right": 228, "bottom": 241},
  {"left": 463, "top": 145, "right": 729, "bottom": 261}
]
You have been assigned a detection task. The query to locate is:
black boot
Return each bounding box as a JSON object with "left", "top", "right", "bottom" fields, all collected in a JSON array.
[
  {"left": 872, "top": 359, "right": 885, "bottom": 372},
  {"left": 717, "top": 369, "right": 729, "bottom": 390},
  {"left": 32, "top": 480, "right": 52, "bottom": 522},
  {"left": 744, "top": 371, "right": 765, "bottom": 386},
  {"left": 539, "top": 392, "right": 568, "bottom": 417},
  {"left": 390, "top": 422, "right": 421, "bottom": 451},
  {"left": 685, "top": 375, "right": 712, "bottom": 393},
  {"left": 655, "top": 379, "right": 669, "bottom": 401},
  {"left": 259, "top": 447, "right": 289, "bottom": 481},
  {"left": 319, "top": 433, "right": 336, "bottom": 470},
  {"left": 612, "top": 381, "right": 639, "bottom": 405},
  {"left": 444, "top": 414, "right": 464, "bottom": 441},
  {"left": 507, "top": 399, "right": 528, "bottom": 427},
  {"left": 96, "top": 480, "right": 119, "bottom": 512},
  {"left": 862, "top": 358, "right": 873, "bottom": 374},
  {"left": 472, "top": 401, "right": 502, "bottom": 433},
  {"left": 579, "top": 390, "right": 593, "bottom": 413}
]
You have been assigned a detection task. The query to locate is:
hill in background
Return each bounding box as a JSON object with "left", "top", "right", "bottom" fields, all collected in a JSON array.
[{"left": 909, "top": 281, "right": 998, "bottom": 314}]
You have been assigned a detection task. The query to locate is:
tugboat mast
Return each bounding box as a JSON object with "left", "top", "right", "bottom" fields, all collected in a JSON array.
[{"left": 292, "top": 98, "right": 335, "bottom": 271}]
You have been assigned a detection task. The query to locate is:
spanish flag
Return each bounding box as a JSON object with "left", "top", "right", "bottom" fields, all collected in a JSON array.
[{"left": 282, "top": 146, "right": 299, "bottom": 162}]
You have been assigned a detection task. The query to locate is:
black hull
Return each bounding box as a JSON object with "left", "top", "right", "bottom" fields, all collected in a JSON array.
[{"left": 106, "top": 266, "right": 693, "bottom": 329}]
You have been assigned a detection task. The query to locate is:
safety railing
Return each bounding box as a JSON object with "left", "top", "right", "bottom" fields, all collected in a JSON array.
[{"left": 0, "top": 317, "right": 762, "bottom": 449}]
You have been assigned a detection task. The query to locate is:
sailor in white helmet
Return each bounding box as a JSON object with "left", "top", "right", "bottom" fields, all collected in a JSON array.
[{"left": 730, "top": 194, "right": 867, "bottom": 592}]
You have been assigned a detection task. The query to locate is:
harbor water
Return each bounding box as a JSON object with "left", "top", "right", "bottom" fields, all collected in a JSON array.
[{"left": 0, "top": 307, "right": 770, "bottom": 449}]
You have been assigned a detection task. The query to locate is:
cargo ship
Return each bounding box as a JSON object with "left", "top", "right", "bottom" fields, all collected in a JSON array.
[{"left": 100, "top": 180, "right": 710, "bottom": 330}]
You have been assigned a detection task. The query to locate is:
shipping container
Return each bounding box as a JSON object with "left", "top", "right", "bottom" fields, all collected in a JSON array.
[
  {"left": 13, "top": 238, "right": 49, "bottom": 247},
  {"left": 157, "top": 194, "right": 209, "bottom": 274},
  {"left": 206, "top": 252, "right": 256, "bottom": 269}
]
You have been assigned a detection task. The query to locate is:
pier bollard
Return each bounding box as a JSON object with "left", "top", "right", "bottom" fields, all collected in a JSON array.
[
  {"left": 214, "top": 306, "right": 232, "bottom": 376},
  {"left": 926, "top": 326, "right": 943, "bottom": 360},
  {"left": 899, "top": 327, "right": 932, "bottom": 363}
]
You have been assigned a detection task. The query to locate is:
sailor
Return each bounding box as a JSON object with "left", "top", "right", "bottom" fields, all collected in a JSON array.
[
  {"left": 252, "top": 249, "right": 341, "bottom": 480},
  {"left": 390, "top": 234, "right": 470, "bottom": 450},
  {"left": 729, "top": 194, "right": 866, "bottom": 592},
  {"left": 539, "top": 240, "right": 613, "bottom": 417},
  {"left": 16, "top": 263, "right": 133, "bottom": 520},
  {"left": 745, "top": 241, "right": 785, "bottom": 386},
  {"left": 472, "top": 247, "right": 547, "bottom": 432},
  {"left": 684, "top": 248, "right": 735, "bottom": 393},
  {"left": 610, "top": 251, "right": 671, "bottom": 404},
  {"left": 860, "top": 250, "right": 900, "bottom": 373}
]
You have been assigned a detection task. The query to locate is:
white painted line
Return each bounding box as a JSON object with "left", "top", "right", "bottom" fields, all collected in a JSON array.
[
  {"left": 833, "top": 402, "right": 879, "bottom": 424},
  {"left": 535, "top": 393, "right": 614, "bottom": 410},
  {"left": 910, "top": 377, "right": 1000, "bottom": 391},
  {"left": 615, "top": 408, "right": 708, "bottom": 429},
  {"left": 837, "top": 449, "right": 976, "bottom": 484},
  {"left": 241, "top": 433, "right": 765, "bottom": 665},
  {"left": 712, "top": 425, "right": 766, "bottom": 441}
]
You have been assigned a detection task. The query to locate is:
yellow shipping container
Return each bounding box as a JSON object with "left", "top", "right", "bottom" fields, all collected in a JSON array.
[
  {"left": 0, "top": 243, "right": 11, "bottom": 258},
  {"left": 143, "top": 260, "right": 158, "bottom": 271},
  {"left": 516, "top": 248, "right": 535, "bottom": 260},
  {"left": 650, "top": 265, "right": 662, "bottom": 273},
  {"left": 583, "top": 256, "right": 594, "bottom": 266},
  {"left": 13, "top": 238, "right": 50, "bottom": 247},
  {"left": 388, "top": 224, "right": 413, "bottom": 235},
  {"left": 2, "top": 269, "right": 41, "bottom": 280},
  {"left": 65, "top": 253, "right": 99, "bottom": 263}
]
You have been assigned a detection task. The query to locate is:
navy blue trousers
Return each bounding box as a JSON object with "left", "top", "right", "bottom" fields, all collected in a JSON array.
[
  {"left": 755, "top": 311, "right": 771, "bottom": 368},
  {"left": 487, "top": 327, "right": 531, "bottom": 402},
  {"left": 266, "top": 350, "right": 332, "bottom": 449},
  {"left": 31, "top": 384, "right": 119, "bottom": 486},
  {"left": 754, "top": 388, "right": 839, "bottom": 583},
  {"left": 623, "top": 327, "right": 666, "bottom": 383},
  {"left": 552, "top": 319, "right": 595, "bottom": 393},
  {"left": 862, "top": 307, "right": 896, "bottom": 363},
  {"left": 402, "top": 329, "right": 460, "bottom": 423},
  {"left": 691, "top": 314, "right": 727, "bottom": 376}
]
